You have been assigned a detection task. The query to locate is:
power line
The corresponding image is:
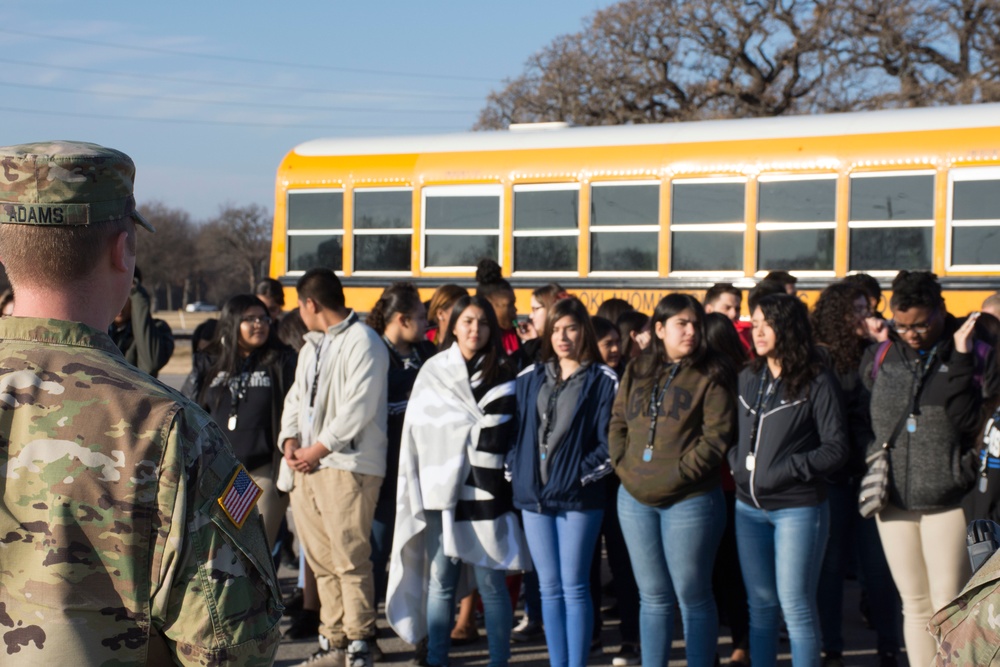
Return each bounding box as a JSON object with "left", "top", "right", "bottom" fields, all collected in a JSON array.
[
  {"left": 2, "top": 29, "right": 500, "bottom": 84},
  {"left": 0, "top": 79, "right": 476, "bottom": 115},
  {"left": 0, "top": 105, "right": 463, "bottom": 131},
  {"left": 1, "top": 57, "right": 487, "bottom": 101}
]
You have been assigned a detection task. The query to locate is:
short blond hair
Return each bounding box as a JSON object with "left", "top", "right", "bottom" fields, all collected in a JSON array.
[{"left": 0, "top": 217, "right": 135, "bottom": 289}]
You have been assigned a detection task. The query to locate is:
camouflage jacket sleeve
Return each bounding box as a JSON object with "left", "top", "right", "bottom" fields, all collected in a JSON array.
[
  {"left": 930, "top": 551, "right": 1000, "bottom": 666},
  {"left": 150, "top": 407, "right": 282, "bottom": 665}
]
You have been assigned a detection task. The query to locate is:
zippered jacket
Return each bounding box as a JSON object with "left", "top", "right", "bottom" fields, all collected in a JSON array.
[
  {"left": 727, "top": 366, "right": 849, "bottom": 510},
  {"left": 278, "top": 311, "right": 390, "bottom": 477},
  {"left": 862, "top": 320, "right": 995, "bottom": 511},
  {"left": 507, "top": 361, "right": 619, "bottom": 512},
  {"left": 609, "top": 362, "right": 736, "bottom": 508}
]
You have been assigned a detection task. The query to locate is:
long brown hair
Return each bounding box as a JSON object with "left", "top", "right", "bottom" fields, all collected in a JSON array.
[
  {"left": 440, "top": 295, "right": 508, "bottom": 386},
  {"left": 540, "top": 297, "right": 602, "bottom": 366}
]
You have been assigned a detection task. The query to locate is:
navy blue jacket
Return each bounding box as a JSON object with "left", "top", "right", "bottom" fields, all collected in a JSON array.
[{"left": 507, "top": 362, "right": 619, "bottom": 512}]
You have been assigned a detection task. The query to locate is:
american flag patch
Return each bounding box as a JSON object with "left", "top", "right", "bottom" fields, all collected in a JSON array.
[{"left": 217, "top": 466, "right": 263, "bottom": 528}]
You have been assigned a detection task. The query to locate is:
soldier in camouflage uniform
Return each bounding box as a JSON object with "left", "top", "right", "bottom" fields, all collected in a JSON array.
[
  {"left": 930, "top": 549, "right": 1000, "bottom": 665},
  {"left": 0, "top": 141, "right": 281, "bottom": 665}
]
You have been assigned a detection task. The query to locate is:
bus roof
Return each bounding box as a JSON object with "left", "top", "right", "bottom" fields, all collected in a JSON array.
[{"left": 293, "top": 103, "right": 1000, "bottom": 158}]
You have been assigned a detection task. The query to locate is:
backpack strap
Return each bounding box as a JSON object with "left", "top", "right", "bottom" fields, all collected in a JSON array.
[{"left": 871, "top": 340, "right": 893, "bottom": 381}]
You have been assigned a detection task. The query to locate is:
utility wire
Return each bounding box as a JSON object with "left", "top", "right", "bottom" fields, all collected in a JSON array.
[
  {"left": 2, "top": 29, "right": 500, "bottom": 83},
  {"left": 2, "top": 57, "right": 487, "bottom": 101},
  {"left": 0, "top": 79, "right": 475, "bottom": 115},
  {"left": 0, "top": 105, "right": 462, "bottom": 131}
]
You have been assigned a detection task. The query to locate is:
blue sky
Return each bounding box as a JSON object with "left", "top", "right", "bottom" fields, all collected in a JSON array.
[{"left": 0, "top": 1, "right": 616, "bottom": 221}]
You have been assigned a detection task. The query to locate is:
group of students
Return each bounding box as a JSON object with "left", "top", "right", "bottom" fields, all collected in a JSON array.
[{"left": 181, "top": 261, "right": 999, "bottom": 667}]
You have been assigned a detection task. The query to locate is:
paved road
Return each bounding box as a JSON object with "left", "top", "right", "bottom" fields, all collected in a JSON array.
[
  {"left": 271, "top": 562, "right": 892, "bottom": 667},
  {"left": 160, "top": 374, "right": 900, "bottom": 667}
]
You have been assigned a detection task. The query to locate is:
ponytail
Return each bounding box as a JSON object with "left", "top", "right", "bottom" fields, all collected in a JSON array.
[{"left": 366, "top": 282, "right": 422, "bottom": 335}]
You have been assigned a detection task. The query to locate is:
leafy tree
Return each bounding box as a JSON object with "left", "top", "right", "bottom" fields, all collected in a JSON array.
[
  {"left": 136, "top": 201, "right": 196, "bottom": 311},
  {"left": 196, "top": 203, "right": 272, "bottom": 305},
  {"left": 477, "top": 0, "right": 1000, "bottom": 129}
]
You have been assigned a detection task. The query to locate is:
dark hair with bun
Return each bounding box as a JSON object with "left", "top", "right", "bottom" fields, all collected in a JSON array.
[
  {"left": 475, "top": 258, "right": 513, "bottom": 301},
  {"left": 366, "top": 282, "right": 423, "bottom": 335}
]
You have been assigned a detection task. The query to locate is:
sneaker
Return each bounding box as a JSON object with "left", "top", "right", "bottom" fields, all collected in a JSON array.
[
  {"left": 284, "top": 609, "right": 321, "bottom": 640},
  {"left": 347, "top": 639, "right": 373, "bottom": 667},
  {"left": 510, "top": 616, "right": 543, "bottom": 643},
  {"left": 611, "top": 644, "right": 640, "bottom": 666},
  {"left": 590, "top": 638, "right": 604, "bottom": 658},
  {"left": 297, "top": 647, "right": 346, "bottom": 667}
]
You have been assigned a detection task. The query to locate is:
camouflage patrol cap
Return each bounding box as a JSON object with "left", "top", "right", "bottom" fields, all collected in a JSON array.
[{"left": 0, "top": 140, "right": 154, "bottom": 232}]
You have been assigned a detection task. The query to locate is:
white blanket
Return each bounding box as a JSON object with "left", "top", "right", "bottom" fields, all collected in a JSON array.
[{"left": 386, "top": 343, "right": 530, "bottom": 643}]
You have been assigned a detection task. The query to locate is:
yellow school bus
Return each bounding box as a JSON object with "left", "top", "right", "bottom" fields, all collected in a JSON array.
[{"left": 270, "top": 103, "right": 1000, "bottom": 317}]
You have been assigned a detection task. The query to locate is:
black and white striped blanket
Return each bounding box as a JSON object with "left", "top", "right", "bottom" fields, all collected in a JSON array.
[{"left": 386, "top": 343, "right": 530, "bottom": 643}]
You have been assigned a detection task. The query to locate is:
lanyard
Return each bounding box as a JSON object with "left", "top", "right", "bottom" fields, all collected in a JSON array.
[
  {"left": 309, "top": 339, "right": 327, "bottom": 409},
  {"left": 383, "top": 335, "right": 424, "bottom": 370},
  {"left": 907, "top": 344, "right": 939, "bottom": 410},
  {"left": 226, "top": 356, "right": 254, "bottom": 430},
  {"left": 308, "top": 312, "right": 359, "bottom": 408},
  {"left": 748, "top": 369, "right": 781, "bottom": 451},
  {"left": 642, "top": 363, "right": 680, "bottom": 462},
  {"left": 540, "top": 379, "right": 567, "bottom": 462}
]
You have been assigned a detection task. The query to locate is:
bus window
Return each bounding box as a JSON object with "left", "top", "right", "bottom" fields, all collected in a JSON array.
[
  {"left": 287, "top": 189, "right": 343, "bottom": 273},
  {"left": 670, "top": 179, "right": 744, "bottom": 273},
  {"left": 513, "top": 184, "right": 578, "bottom": 274},
  {"left": 422, "top": 185, "right": 502, "bottom": 270},
  {"left": 354, "top": 189, "right": 412, "bottom": 273},
  {"left": 848, "top": 172, "right": 934, "bottom": 272},
  {"left": 590, "top": 182, "right": 659, "bottom": 273},
  {"left": 757, "top": 176, "right": 836, "bottom": 272},
  {"left": 950, "top": 168, "right": 1000, "bottom": 268}
]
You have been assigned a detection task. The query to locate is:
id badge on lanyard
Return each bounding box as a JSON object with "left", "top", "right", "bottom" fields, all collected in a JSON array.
[{"left": 305, "top": 407, "right": 316, "bottom": 444}]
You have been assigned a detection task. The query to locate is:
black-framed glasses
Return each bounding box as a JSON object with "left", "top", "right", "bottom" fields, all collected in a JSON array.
[
  {"left": 891, "top": 320, "right": 932, "bottom": 335},
  {"left": 241, "top": 315, "right": 272, "bottom": 326}
]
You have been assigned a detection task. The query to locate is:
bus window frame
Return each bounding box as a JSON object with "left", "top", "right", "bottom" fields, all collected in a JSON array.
[
  {"left": 588, "top": 179, "right": 661, "bottom": 277},
  {"left": 511, "top": 182, "right": 580, "bottom": 278},
  {"left": 352, "top": 186, "right": 414, "bottom": 276},
  {"left": 755, "top": 173, "right": 838, "bottom": 276},
  {"left": 285, "top": 187, "right": 345, "bottom": 277},
  {"left": 668, "top": 175, "right": 747, "bottom": 277},
  {"left": 947, "top": 166, "right": 1000, "bottom": 272},
  {"left": 420, "top": 184, "right": 504, "bottom": 273},
  {"left": 846, "top": 169, "right": 935, "bottom": 275}
]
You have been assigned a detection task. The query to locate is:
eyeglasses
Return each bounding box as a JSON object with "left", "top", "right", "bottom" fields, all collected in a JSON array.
[
  {"left": 891, "top": 320, "right": 932, "bottom": 335},
  {"left": 853, "top": 304, "right": 873, "bottom": 318},
  {"left": 241, "top": 315, "right": 272, "bottom": 326}
]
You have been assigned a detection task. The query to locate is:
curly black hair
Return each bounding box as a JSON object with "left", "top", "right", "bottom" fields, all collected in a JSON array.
[
  {"left": 890, "top": 270, "right": 943, "bottom": 312},
  {"left": 810, "top": 282, "right": 868, "bottom": 375},
  {"left": 750, "top": 294, "right": 823, "bottom": 399}
]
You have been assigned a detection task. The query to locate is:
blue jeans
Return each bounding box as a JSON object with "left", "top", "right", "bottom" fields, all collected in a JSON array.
[
  {"left": 522, "top": 508, "right": 603, "bottom": 667},
  {"left": 425, "top": 511, "right": 511, "bottom": 667},
  {"left": 735, "top": 499, "right": 829, "bottom": 667},
  {"left": 617, "top": 486, "right": 725, "bottom": 667}
]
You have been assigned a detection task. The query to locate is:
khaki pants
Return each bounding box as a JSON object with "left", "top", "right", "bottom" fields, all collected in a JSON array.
[
  {"left": 291, "top": 467, "right": 382, "bottom": 645},
  {"left": 248, "top": 464, "right": 289, "bottom": 549},
  {"left": 876, "top": 504, "right": 969, "bottom": 667}
]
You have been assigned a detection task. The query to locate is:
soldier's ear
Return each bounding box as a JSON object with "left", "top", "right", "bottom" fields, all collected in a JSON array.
[{"left": 110, "top": 230, "right": 134, "bottom": 274}]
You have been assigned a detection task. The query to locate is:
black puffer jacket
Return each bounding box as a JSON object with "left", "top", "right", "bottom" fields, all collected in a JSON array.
[
  {"left": 728, "top": 366, "right": 850, "bottom": 510},
  {"left": 862, "top": 318, "right": 996, "bottom": 511}
]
